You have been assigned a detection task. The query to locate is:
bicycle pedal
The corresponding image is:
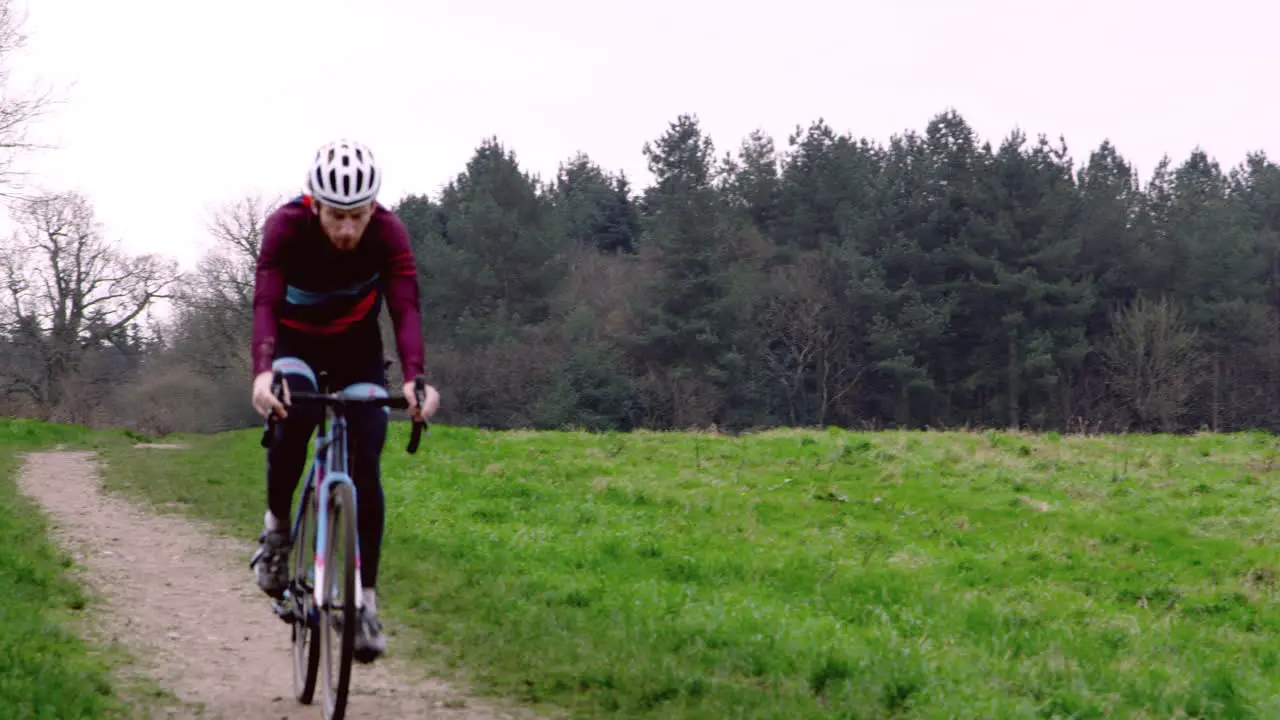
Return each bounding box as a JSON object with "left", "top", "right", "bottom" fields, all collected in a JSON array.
[{"left": 270, "top": 598, "right": 296, "bottom": 624}]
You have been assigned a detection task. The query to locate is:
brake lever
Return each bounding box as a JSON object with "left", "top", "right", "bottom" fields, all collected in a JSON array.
[
  {"left": 260, "top": 370, "right": 286, "bottom": 448},
  {"left": 406, "top": 374, "right": 430, "bottom": 454}
]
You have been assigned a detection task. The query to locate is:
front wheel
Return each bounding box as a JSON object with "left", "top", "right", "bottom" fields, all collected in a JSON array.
[{"left": 320, "top": 482, "right": 357, "bottom": 720}]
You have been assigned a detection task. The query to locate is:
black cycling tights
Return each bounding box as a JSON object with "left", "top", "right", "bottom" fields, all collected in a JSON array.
[{"left": 265, "top": 355, "right": 388, "bottom": 589}]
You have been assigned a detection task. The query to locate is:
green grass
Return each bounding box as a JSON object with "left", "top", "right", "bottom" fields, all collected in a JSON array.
[
  {"left": 0, "top": 418, "right": 136, "bottom": 719},
  {"left": 95, "top": 422, "right": 1280, "bottom": 718}
]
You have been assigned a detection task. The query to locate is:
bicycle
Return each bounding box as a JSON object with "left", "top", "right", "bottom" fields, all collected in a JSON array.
[{"left": 249, "top": 368, "right": 429, "bottom": 720}]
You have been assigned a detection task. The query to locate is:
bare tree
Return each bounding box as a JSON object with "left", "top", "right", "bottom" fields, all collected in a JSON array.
[
  {"left": 760, "top": 253, "right": 862, "bottom": 426},
  {"left": 1099, "top": 294, "right": 1204, "bottom": 432},
  {"left": 150, "top": 192, "right": 284, "bottom": 428},
  {"left": 0, "top": 0, "right": 60, "bottom": 198},
  {"left": 190, "top": 192, "right": 283, "bottom": 314},
  {"left": 169, "top": 192, "right": 282, "bottom": 375},
  {"left": 0, "top": 191, "right": 180, "bottom": 407}
]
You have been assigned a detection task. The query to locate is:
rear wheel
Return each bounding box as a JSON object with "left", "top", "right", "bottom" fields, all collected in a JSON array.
[
  {"left": 291, "top": 496, "right": 320, "bottom": 704},
  {"left": 320, "top": 482, "right": 357, "bottom": 720}
]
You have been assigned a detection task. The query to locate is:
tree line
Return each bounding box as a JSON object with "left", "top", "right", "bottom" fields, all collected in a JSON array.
[{"left": 4, "top": 108, "right": 1280, "bottom": 436}]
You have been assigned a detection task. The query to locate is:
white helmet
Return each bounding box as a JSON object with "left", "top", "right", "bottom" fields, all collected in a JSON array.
[{"left": 308, "top": 138, "right": 381, "bottom": 209}]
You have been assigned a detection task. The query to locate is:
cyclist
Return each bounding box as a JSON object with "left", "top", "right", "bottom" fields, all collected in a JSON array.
[{"left": 248, "top": 138, "right": 441, "bottom": 663}]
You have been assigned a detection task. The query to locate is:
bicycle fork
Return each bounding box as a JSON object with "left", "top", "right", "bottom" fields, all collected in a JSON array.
[{"left": 314, "top": 471, "right": 363, "bottom": 614}]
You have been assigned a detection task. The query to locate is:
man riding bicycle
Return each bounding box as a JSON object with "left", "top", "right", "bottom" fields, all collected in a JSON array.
[{"left": 248, "top": 138, "right": 441, "bottom": 663}]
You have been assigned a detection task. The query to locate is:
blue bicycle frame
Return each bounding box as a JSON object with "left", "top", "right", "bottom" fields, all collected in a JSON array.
[{"left": 304, "top": 390, "right": 358, "bottom": 613}]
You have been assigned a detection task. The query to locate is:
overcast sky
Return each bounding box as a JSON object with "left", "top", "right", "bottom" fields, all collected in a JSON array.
[{"left": 4, "top": 0, "right": 1274, "bottom": 271}]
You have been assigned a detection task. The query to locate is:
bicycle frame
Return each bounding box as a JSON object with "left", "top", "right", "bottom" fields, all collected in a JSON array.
[{"left": 292, "top": 395, "right": 361, "bottom": 613}]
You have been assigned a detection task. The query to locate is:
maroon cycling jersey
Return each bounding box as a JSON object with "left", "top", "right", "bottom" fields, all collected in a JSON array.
[{"left": 251, "top": 194, "right": 425, "bottom": 380}]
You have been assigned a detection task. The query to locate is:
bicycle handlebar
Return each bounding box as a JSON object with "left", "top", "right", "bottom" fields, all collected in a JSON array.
[{"left": 259, "top": 372, "right": 431, "bottom": 454}]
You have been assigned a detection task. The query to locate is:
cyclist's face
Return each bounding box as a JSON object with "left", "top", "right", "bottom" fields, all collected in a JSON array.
[{"left": 315, "top": 201, "right": 375, "bottom": 251}]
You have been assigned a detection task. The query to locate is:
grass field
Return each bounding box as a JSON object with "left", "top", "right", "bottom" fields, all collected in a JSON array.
[
  {"left": 0, "top": 419, "right": 130, "bottom": 719},
  {"left": 88, "top": 422, "right": 1280, "bottom": 718}
]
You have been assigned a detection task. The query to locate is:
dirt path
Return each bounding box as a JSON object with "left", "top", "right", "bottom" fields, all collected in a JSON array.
[{"left": 16, "top": 450, "right": 538, "bottom": 720}]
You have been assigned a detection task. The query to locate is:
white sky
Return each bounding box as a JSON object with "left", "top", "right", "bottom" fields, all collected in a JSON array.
[{"left": 4, "top": 0, "right": 1276, "bottom": 272}]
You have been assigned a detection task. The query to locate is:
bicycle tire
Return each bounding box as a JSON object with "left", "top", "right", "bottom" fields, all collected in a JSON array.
[
  {"left": 291, "top": 494, "right": 321, "bottom": 704},
  {"left": 320, "top": 482, "right": 358, "bottom": 720}
]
